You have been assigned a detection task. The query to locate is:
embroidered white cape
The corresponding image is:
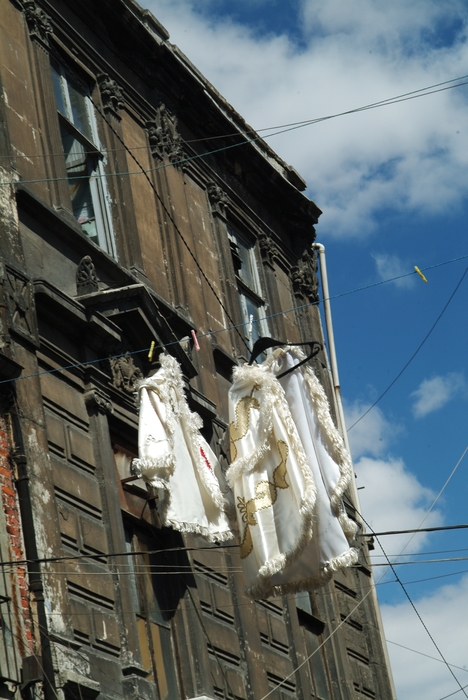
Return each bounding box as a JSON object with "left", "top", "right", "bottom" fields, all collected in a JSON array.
[
  {"left": 133, "top": 354, "right": 235, "bottom": 543},
  {"left": 227, "top": 348, "right": 358, "bottom": 599}
]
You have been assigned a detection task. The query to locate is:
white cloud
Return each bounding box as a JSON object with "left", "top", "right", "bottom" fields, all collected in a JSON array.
[
  {"left": 373, "top": 252, "right": 415, "bottom": 289},
  {"left": 381, "top": 575, "right": 468, "bottom": 700},
  {"left": 355, "top": 455, "right": 443, "bottom": 556},
  {"left": 345, "top": 400, "right": 400, "bottom": 459},
  {"left": 144, "top": 0, "right": 468, "bottom": 237},
  {"left": 411, "top": 372, "right": 467, "bottom": 418}
]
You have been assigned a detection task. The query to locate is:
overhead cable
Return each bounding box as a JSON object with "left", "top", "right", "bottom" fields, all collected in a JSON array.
[
  {"left": 348, "top": 265, "right": 468, "bottom": 431},
  {"left": 2, "top": 73, "right": 468, "bottom": 184},
  {"left": 0, "top": 252, "right": 466, "bottom": 388}
]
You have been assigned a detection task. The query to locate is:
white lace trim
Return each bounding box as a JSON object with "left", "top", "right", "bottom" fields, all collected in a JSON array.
[
  {"left": 227, "top": 360, "right": 318, "bottom": 574},
  {"left": 247, "top": 547, "right": 359, "bottom": 599},
  {"left": 162, "top": 518, "right": 235, "bottom": 543},
  {"left": 266, "top": 347, "right": 358, "bottom": 539},
  {"left": 134, "top": 355, "right": 234, "bottom": 540}
]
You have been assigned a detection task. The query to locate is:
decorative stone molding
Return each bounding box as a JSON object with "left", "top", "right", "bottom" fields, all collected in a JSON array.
[
  {"left": 108, "top": 350, "right": 143, "bottom": 394},
  {"left": 23, "top": 0, "right": 53, "bottom": 45},
  {"left": 97, "top": 74, "right": 125, "bottom": 118},
  {"left": 76, "top": 256, "right": 99, "bottom": 296},
  {"left": 290, "top": 249, "right": 319, "bottom": 303},
  {"left": 258, "top": 230, "right": 278, "bottom": 269},
  {"left": 207, "top": 182, "right": 228, "bottom": 220},
  {"left": 1, "top": 264, "right": 39, "bottom": 345},
  {"left": 84, "top": 389, "right": 114, "bottom": 415},
  {"left": 146, "top": 104, "right": 184, "bottom": 165}
]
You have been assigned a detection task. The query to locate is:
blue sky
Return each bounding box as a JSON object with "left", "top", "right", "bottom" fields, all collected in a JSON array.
[{"left": 142, "top": 2, "right": 468, "bottom": 697}]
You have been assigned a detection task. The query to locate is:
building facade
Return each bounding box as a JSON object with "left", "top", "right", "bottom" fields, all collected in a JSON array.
[{"left": 0, "top": 1, "right": 396, "bottom": 699}]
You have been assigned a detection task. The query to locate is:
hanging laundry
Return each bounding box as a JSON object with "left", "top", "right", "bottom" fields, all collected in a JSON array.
[
  {"left": 228, "top": 347, "right": 358, "bottom": 599},
  {"left": 133, "top": 354, "right": 235, "bottom": 543}
]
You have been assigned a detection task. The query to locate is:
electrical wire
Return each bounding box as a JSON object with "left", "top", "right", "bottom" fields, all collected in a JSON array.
[
  {"left": 370, "top": 557, "right": 468, "bottom": 567},
  {"left": 83, "top": 74, "right": 250, "bottom": 354},
  {"left": 2, "top": 73, "right": 468, "bottom": 184},
  {"left": 393, "top": 446, "right": 468, "bottom": 561},
  {"left": 360, "top": 513, "right": 468, "bottom": 699},
  {"left": 357, "top": 523, "right": 468, "bottom": 537},
  {"left": 0, "top": 251, "right": 466, "bottom": 389},
  {"left": 3, "top": 519, "right": 468, "bottom": 568},
  {"left": 439, "top": 683, "right": 468, "bottom": 700},
  {"left": 348, "top": 265, "right": 468, "bottom": 431},
  {"left": 385, "top": 640, "right": 468, "bottom": 674},
  {"left": 371, "top": 548, "right": 468, "bottom": 558}
]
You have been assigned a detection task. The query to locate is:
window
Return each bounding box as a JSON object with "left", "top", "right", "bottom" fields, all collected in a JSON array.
[
  {"left": 51, "top": 61, "right": 116, "bottom": 256},
  {"left": 124, "top": 526, "right": 180, "bottom": 700},
  {"left": 228, "top": 227, "right": 268, "bottom": 350}
]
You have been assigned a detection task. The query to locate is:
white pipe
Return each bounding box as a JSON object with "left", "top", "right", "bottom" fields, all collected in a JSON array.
[
  {"left": 312, "top": 243, "right": 351, "bottom": 455},
  {"left": 313, "top": 242, "right": 398, "bottom": 700}
]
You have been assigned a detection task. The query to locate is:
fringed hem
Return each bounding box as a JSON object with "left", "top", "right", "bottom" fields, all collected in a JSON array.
[
  {"left": 228, "top": 360, "right": 319, "bottom": 578},
  {"left": 264, "top": 347, "right": 358, "bottom": 540},
  {"left": 132, "top": 453, "right": 175, "bottom": 484},
  {"left": 161, "top": 517, "right": 235, "bottom": 543},
  {"left": 135, "top": 355, "right": 233, "bottom": 526},
  {"left": 246, "top": 547, "right": 359, "bottom": 600}
]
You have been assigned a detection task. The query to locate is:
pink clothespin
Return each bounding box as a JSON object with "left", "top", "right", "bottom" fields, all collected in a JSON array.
[{"left": 191, "top": 329, "right": 200, "bottom": 351}]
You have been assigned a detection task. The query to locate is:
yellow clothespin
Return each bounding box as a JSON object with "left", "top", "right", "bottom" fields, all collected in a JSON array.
[
  {"left": 148, "top": 340, "right": 156, "bottom": 362},
  {"left": 414, "top": 266, "right": 428, "bottom": 283}
]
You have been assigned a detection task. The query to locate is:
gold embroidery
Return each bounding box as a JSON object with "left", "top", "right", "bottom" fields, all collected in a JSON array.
[
  {"left": 229, "top": 394, "right": 260, "bottom": 461},
  {"left": 237, "top": 440, "right": 289, "bottom": 559}
]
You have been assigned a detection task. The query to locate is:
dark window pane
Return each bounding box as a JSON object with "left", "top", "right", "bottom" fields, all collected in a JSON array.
[
  {"left": 68, "top": 78, "right": 93, "bottom": 141},
  {"left": 60, "top": 125, "right": 98, "bottom": 244},
  {"left": 51, "top": 64, "right": 67, "bottom": 117}
]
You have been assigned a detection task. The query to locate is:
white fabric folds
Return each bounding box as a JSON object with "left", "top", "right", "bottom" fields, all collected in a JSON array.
[
  {"left": 133, "top": 354, "right": 235, "bottom": 543},
  {"left": 227, "top": 348, "right": 358, "bottom": 599}
]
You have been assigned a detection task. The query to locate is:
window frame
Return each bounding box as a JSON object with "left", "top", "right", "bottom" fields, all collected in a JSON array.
[
  {"left": 227, "top": 226, "right": 269, "bottom": 350},
  {"left": 51, "top": 60, "right": 117, "bottom": 257},
  {"left": 124, "top": 525, "right": 180, "bottom": 700}
]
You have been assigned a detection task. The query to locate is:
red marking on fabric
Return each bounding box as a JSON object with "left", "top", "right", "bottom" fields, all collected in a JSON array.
[{"left": 200, "top": 446, "right": 212, "bottom": 470}]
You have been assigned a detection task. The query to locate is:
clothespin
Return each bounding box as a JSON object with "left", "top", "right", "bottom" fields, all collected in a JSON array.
[
  {"left": 414, "top": 266, "right": 428, "bottom": 283},
  {"left": 147, "top": 340, "right": 156, "bottom": 362},
  {"left": 191, "top": 329, "right": 200, "bottom": 351}
]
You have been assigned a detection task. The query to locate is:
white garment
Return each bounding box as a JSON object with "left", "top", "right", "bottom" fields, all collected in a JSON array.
[
  {"left": 133, "top": 354, "right": 235, "bottom": 543},
  {"left": 227, "top": 348, "right": 358, "bottom": 599}
]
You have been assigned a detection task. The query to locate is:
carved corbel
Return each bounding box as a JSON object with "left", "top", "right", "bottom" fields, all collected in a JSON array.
[
  {"left": 76, "top": 256, "right": 99, "bottom": 296},
  {"left": 258, "top": 231, "right": 278, "bottom": 269},
  {"left": 23, "top": 0, "right": 53, "bottom": 46},
  {"left": 1, "top": 263, "right": 39, "bottom": 346},
  {"left": 84, "top": 389, "right": 114, "bottom": 415},
  {"left": 290, "top": 248, "right": 319, "bottom": 303},
  {"left": 146, "top": 104, "right": 184, "bottom": 166},
  {"left": 108, "top": 349, "right": 143, "bottom": 394},
  {"left": 97, "top": 74, "right": 125, "bottom": 119},
  {"left": 207, "top": 182, "right": 228, "bottom": 220}
]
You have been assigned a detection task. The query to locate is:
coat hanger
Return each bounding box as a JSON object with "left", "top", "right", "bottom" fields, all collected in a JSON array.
[{"left": 248, "top": 337, "right": 322, "bottom": 379}]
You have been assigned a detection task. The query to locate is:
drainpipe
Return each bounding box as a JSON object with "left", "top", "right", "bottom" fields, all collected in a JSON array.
[
  {"left": 312, "top": 243, "right": 352, "bottom": 455},
  {"left": 313, "top": 242, "right": 398, "bottom": 700},
  {"left": 10, "top": 406, "right": 58, "bottom": 700}
]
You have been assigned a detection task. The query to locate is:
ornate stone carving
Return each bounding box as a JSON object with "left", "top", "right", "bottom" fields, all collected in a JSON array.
[
  {"left": 97, "top": 74, "right": 125, "bottom": 118},
  {"left": 109, "top": 351, "right": 143, "bottom": 394},
  {"left": 1, "top": 265, "right": 38, "bottom": 344},
  {"left": 146, "top": 104, "right": 184, "bottom": 165},
  {"left": 84, "top": 389, "right": 113, "bottom": 415},
  {"left": 290, "top": 249, "right": 319, "bottom": 303},
  {"left": 258, "top": 231, "right": 278, "bottom": 268},
  {"left": 76, "top": 256, "right": 99, "bottom": 295},
  {"left": 207, "top": 182, "right": 228, "bottom": 219},
  {"left": 23, "top": 0, "right": 53, "bottom": 45}
]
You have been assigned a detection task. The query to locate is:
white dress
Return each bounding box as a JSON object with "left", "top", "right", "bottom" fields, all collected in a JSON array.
[
  {"left": 133, "top": 354, "right": 235, "bottom": 543},
  {"left": 227, "top": 348, "right": 358, "bottom": 599}
]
